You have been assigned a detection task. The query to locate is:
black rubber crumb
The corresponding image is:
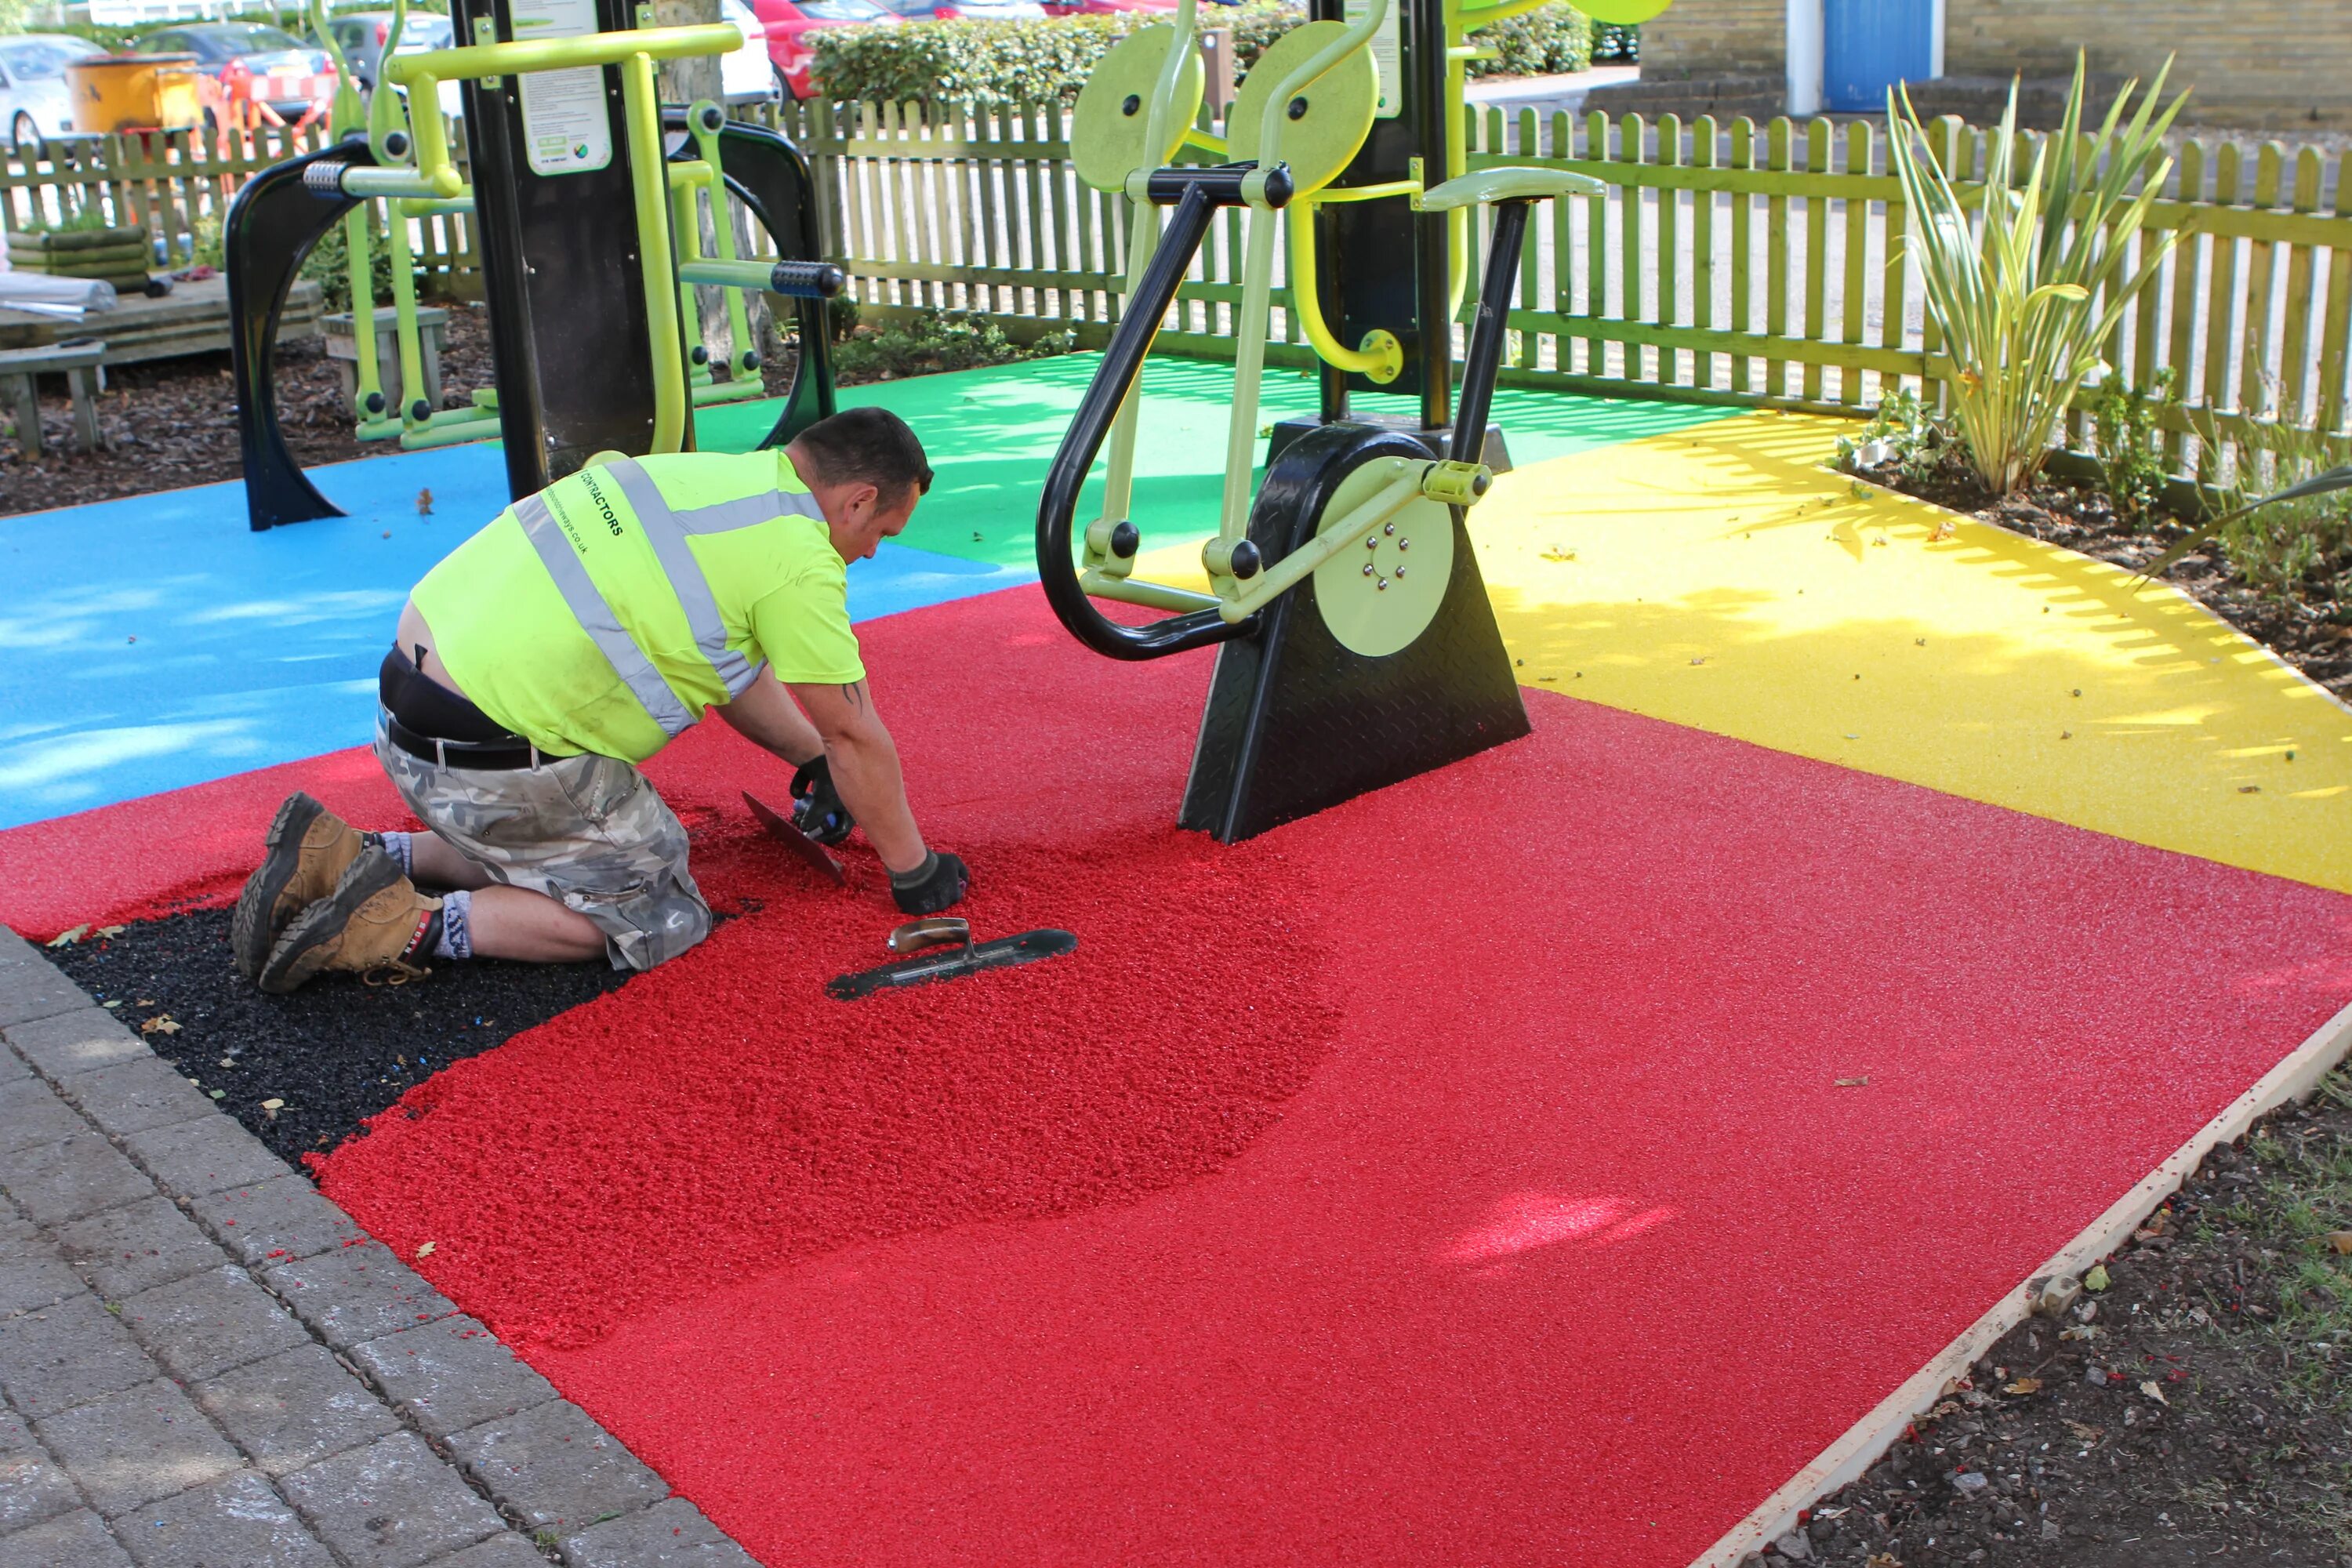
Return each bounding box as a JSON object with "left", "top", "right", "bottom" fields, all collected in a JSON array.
[{"left": 49, "top": 907, "right": 628, "bottom": 1171}]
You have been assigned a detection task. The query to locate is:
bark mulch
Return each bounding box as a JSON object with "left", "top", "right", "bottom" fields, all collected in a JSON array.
[{"left": 0, "top": 301, "right": 498, "bottom": 517}]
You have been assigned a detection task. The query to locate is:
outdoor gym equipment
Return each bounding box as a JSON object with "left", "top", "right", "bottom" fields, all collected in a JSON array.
[
  {"left": 1036, "top": 0, "right": 1606, "bottom": 840},
  {"left": 227, "top": 0, "right": 844, "bottom": 531}
]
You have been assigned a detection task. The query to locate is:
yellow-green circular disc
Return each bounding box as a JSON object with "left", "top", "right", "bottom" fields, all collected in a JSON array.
[
  {"left": 1228, "top": 22, "right": 1377, "bottom": 198},
  {"left": 1312, "top": 466, "right": 1454, "bottom": 658},
  {"left": 1072, "top": 26, "right": 1205, "bottom": 194},
  {"left": 1575, "top": 0, "right": 1674, "bottom": 22}
]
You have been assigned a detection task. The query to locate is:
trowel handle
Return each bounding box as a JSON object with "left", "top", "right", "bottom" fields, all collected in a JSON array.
[{"left": 887, "top": 917, "right": 972, "bottom": 956}]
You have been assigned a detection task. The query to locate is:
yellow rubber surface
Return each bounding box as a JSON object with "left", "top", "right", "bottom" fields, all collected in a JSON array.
[
  {"left": 1133, "top": 408, "right": 2347, "bottom": 895},
  {"left": 1479, "top": 409, "right": 2351, "bottom": 895}
]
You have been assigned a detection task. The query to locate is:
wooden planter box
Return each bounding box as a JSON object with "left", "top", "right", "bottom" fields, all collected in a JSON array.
[{"left": 7, "top": 225, "right": 154, "bottom": 293}]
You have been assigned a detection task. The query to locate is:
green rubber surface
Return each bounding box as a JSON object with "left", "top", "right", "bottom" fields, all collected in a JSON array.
[{"left": 692, "top": 353, "right": 1744, "bottom": 570}]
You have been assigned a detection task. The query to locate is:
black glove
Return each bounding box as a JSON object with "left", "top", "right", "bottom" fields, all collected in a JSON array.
[
  {"left": 891, "top": 851, "right": 969, "bottom": 915},
  {"left": 790, "top": 755, "right": 855, "bottom": 845}
]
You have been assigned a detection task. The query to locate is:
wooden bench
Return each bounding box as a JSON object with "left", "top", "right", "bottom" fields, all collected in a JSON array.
[{"left": 0, "top": 342, "right": 106, "bottom": 456}]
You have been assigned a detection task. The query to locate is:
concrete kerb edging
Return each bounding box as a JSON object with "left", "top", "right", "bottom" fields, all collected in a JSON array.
[
  {"left": 1691, "top": 995, "right": 2352, "bottom": 1568},
  {"left": 0, "top": 924, "right": 761, "bottom": 1568}
]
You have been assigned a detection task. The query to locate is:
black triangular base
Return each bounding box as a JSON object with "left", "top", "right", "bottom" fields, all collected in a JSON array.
[{"left": 1178, "top": 423, "right": 1532, "bottom": 844}]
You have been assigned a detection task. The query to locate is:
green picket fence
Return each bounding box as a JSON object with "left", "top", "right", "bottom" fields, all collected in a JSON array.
[
  {"left": 783, "top": 98, "right": 2352, "bottom": 477},
  {"left": 6, "top": 100, "right": 2347, "bottom": 480},
  {"left": 0, "top": 122, "right": 479, "bottom": 286}
]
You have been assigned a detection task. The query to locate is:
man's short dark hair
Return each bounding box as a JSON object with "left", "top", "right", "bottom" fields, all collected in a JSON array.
[{"left": 789, "top": 407, "right": 933, "bottom": 504}]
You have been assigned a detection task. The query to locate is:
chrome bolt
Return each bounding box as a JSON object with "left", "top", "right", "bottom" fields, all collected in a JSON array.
[
  {"left": 1397, "top": 538, "right": 1410, "bottom": 551},
  {"left": 1362, "top": 562, "right": 1374, "bottom": 576},
  {"left": 1394, "top": 565, "right": 1406, "bottom": 579},
  {"left": 1384, "top": 521, "right": 1396, "bottom": 535},
  {"left": 1365, "top": 535, "right": 1378, "bottom": 550},
  {"left": 1375, "top": 577, "right": 1388, "bottom": 590}
]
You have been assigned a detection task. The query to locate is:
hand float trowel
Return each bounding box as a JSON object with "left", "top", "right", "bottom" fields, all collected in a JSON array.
[
  {"left": 826, "top": 918, "right": 1077, "bottom": 1001},
  {"left": 742, "top": 789, "right": 848, "bottom": 887}
]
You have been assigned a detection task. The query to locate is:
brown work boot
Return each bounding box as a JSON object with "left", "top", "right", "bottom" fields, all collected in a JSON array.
[
  {"left": 257, "top": 846, "right": 443, "bottom": 995},
  {"left": 231, "top": 792, "right": 367, "bottom": 981}
]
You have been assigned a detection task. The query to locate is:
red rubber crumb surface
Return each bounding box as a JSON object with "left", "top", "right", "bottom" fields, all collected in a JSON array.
[{"left": 10, "top": 586, "right": 2352, "bottom": 1566}]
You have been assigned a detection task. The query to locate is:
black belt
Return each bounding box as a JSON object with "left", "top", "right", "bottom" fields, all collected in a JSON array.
[{"left": 383, "top": 710, "right": 545, "bottom": 771}]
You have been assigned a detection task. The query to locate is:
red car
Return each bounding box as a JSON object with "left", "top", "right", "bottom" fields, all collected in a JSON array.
[{"left": 752, "top": 0, "right": 896, "bottom": 100}]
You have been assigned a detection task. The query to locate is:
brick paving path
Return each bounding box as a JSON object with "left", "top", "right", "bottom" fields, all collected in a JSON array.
[{"left": 0, "top": 925, "right": 757, "bottom": 1568}]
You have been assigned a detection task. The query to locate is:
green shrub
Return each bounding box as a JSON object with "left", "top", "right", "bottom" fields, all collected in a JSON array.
[
  {"left": 1835, "top": 387, "right": 1962, "bottom": 486},
  {"left": 2087, "top": 367, "right": 2178, "bottom": 530},
  {"left": 811, "top": 1, "right": 1587, "bottom": 106},
  {"left": 1886, "top": 56, "right": 2184, "bottom": 496},
  {"left": 1590, "top": 20, "right": 1636, "bottom": 62},
  {"left": 833, "top": 307, "right": 1074, "bottom": 380},
  {"left": 813, "top": 12, "right": 1142, "bottom": 105},
  {"left": 298, "top": 214, "right": 402, "bottom": 314},
  {"left": 1466, "top": 3, "right": 1592, "bottom": 77},
  {"left": 2195, "top": 419, "right": 2352, "bottom": 601}
]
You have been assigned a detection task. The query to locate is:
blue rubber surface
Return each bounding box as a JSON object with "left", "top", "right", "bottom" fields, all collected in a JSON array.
[
  {"left": 0, "top": 354, "right": 1733, "bottom": 830},
  {"left": 0, "top": 439, "right": 1021, "bottom": 830}
]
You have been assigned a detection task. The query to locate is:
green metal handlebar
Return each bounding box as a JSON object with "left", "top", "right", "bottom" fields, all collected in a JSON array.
[{"left": 381, "top": 24, "right": 742, "bottom": 197}]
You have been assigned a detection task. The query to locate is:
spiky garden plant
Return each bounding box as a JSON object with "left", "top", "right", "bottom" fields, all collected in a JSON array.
[{"left": 1887, "top": 56, "right": 2187, "bottom": 497}]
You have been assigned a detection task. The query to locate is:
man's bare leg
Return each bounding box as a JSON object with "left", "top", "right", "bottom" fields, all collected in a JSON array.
[{"left": 409, "top": 834, "right": 608, "bottom": 963}]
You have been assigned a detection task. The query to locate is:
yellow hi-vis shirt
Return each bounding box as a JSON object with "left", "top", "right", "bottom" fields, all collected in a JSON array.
[{"left": 409, "top": 451, "right": 865, "bottom": 762}]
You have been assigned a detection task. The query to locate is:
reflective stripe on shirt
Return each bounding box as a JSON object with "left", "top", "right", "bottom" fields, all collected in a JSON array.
[
  {"left": 603, "top": 457, "right": 828, "bottom": 700},
  {"left": 514, "top": 490, "right": 699, "bottom": 736}
]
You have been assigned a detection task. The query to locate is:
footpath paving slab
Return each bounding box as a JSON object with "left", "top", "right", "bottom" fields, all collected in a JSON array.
[{"left": 0, "top": 932, "right": 742, "bottom": 1568}]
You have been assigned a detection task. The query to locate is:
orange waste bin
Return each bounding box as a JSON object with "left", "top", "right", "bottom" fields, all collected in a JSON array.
[{"left": 66, "top": 56, "right": 204, "bottom": 134}]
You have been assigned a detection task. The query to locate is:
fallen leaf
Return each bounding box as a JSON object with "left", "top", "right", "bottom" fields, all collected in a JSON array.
[
  {"left": 96, "top": 925, "right": 124, "bottom": 938},
  {"left": 416, "top": 1241, "right": 437, "bottom": 1258},
  {"left": 207, "top": 1089, "right": 224, "bottom": 1100},
  {"left": 2239, "top": 784, "right": 2261, "bottom": 793},
  {"left": 2140, "top": 1380, "right": 2168, "bottom": 1405},
  {"left": 2325, "top": 1231, "right": 2352, "bottom": 1256},
  {"left": 140, "top": 1015, "right": 182, "bottom": 1036},
  {"left": 2063, "top": 1419, "right": 2104, "bottom": 1443},
  {"left": 1835, "top": 1076, "right": 1871, "bottom": 1087},
  {"left": 2084, "top": 1263, "right": 2111, "bottom": 1292},
  {"left": 101, "top": 1000, "right": 122, "bottom": 1010},
  {"left": 2003, "top": 1377, "right": 2043, "bottom": 1395},
  {"left": 45, "top": 924, "right": 88, "bottom": 948}
]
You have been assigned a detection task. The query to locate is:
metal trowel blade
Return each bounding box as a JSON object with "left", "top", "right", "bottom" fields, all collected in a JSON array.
[
  {"left": 742, "top": 790, "right": 848, "bottom": 887},
  {"left": 826, "top": 929, "right": 1077, "bottom": 1001}
]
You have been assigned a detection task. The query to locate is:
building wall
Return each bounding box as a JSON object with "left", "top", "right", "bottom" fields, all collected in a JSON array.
[
  {"left": 1944, "top": 0, "right": 2352, "bottom": 129},
  {"left": 1638, "top": 0, "right": 1788, "bottom": 80},
  {"left": 1637, "top": 0, "right": 2352, "bottom": 129}
]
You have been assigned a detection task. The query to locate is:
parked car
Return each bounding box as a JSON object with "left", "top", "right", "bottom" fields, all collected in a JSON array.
[
  {"left": 750, "top": 0, "right": 896, "bottom": 101},
  {"left": 1038, "top": 0, "right": 1178, "bottom": 13},
  {"left": 130, "top": 22, "right": 336, "bottom": 121},
  {"left": 310, "top": 9, "right": 453, "bottom": 91},
  {"left": 717, "top": 0, "right": 783, "bottom": 104},
  {"left": 868, "top": 0, "right": 1047, "bottom": 19},
  {"left": 0, "top": 34, "right": 104, "bottom": 151},
  {"left": 307, "top": 12, "right": 462, "bottom": 118}
]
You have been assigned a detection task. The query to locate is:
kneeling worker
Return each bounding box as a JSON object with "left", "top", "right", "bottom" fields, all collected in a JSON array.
[{"left": 231, "top": 407, "right": 967, "bottom": 993}]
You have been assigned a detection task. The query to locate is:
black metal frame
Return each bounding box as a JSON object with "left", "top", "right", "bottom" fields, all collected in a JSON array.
[
  {"left": 1033, "top": 171, "right": 1285, "bottom": 662},
  {"left": 226, "top": 136, "right": 379, "bottom": 532}
]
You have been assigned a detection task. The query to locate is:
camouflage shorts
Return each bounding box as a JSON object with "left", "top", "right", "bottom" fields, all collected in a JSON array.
[{"left": 373, "top": 715, "right": 711, "bottom": 971}]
